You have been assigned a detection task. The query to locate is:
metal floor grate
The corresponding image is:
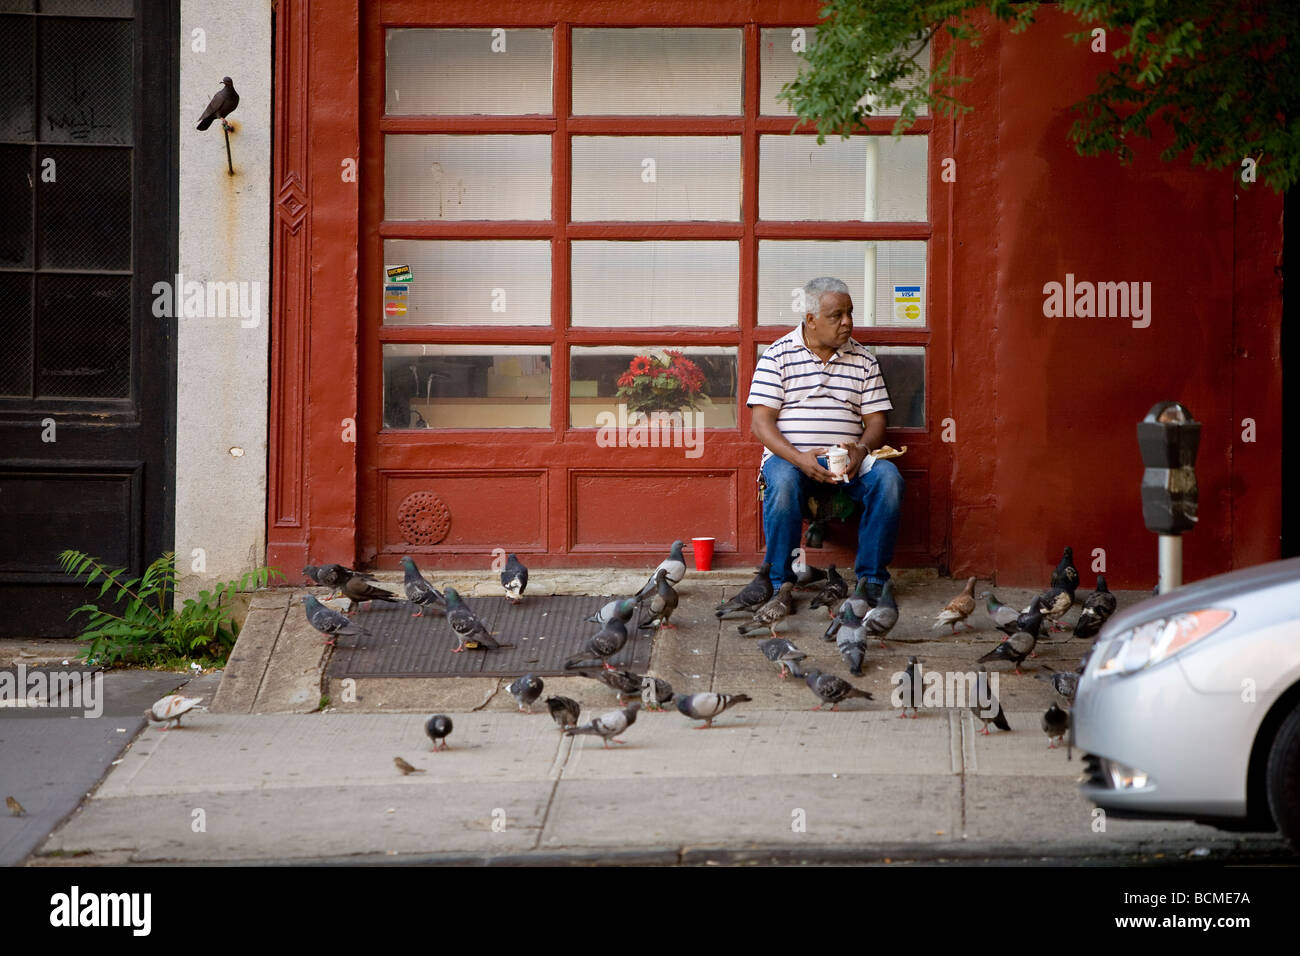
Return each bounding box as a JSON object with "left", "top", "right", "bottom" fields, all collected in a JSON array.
[{"left": 325, "top": 595, "right": 655, "bottom": 678}]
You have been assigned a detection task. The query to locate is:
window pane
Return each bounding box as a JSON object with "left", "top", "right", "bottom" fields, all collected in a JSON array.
[
  {"left": 760, "top": 27, "right": 929, "bottom": 118},
  {"left": 0, "top": 146, "right": 32, "bottom": 268},
  {"left": 383, "top": 344, "right": 552, "bottom": 429},
  {"left": 570, "top": 346, "right": 738, "bottom": 428},
  {"left": 572, "top": 136, "right": 740, "bottom": 221},
  {"left": 0, "top": 16, "right": 35, "bottom": 141},
  {"left": 36, "top": 274, "right": 130, "bottom": 398},
  {"left": 0, "top": 273, "right": 32, "bottom": 397},
  {"left": 870, "top": 346, "right": 925, "bottom": 428},
  {"left": 760, "top": 135, "right": 927, "bottom": 221},
  {"left": 572, "top": 241, "right": 738, "bottom": 327},
  {"left": 385, "top": 28, "right": 552, "bottom": 115},
  {"left": 38, "top": 146, "right": 130, "bottom": 270},
  {"left": 41, "top": 17, "right": 133, "bottom": 144},
  {"left": 380, "top": 239, "right": 550, "bottom": 326},
  {"left": 572, "top": 28, "right": 741, "bottom": 115},
  {"left": 758, "top": 240, "right": 926, "bottom": 327},
  {"left": 384, "top": 135, "right": 550, "bottom": 221}
]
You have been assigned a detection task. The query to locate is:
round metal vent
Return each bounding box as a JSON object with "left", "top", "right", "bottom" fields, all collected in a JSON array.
[{"left": 397, "top": 491, "right": 451, "bottom": 545}]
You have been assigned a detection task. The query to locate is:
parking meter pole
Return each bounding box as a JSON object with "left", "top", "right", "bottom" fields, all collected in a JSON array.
[{"left": 1158, "top": 534, "right": 1182, "bottom": 594}]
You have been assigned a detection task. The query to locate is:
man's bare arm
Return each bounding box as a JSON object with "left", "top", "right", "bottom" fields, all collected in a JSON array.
[{"left": 750, "top": 404, "right": 837, "bottom": 483}]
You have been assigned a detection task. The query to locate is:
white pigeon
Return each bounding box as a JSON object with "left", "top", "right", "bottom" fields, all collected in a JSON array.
[
  {"left": 148, "top": 695, "right": 203, "bottom": 729},
  {"left": 639, "top": 540, "right": 686, "bottom": 597}
]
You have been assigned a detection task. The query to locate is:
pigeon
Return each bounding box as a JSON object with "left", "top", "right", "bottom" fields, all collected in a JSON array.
[
  {"left": 933, "top": 577, "right": 977, "bottom": 633},
  {"left": 302, "top": 594, "right": 371, "bottom": 645},
  {"left": 737, "top": 582, "right": 795, "bottom": 637},
  {"left": 673, "top": 692, "right": 751, "bottom": 729},
  {"left": 341, "top": 574, "right": 401, "bottom": 614},
  {"left": 639, "top": 540, "right": 686, "bottom": 597},
  {"left": 147, "top": 694, "right": 202, "bottom": 729},
  {"left": 715, "top": 564, "right": 772, "bottom": 618},
  {"left": 809, "top": 565, "right": 848, "bottom": 616},
  {"left": 1031, "top": 585, "right": 1075, "bottom": 633},
  {"left": 425, "top": 714, "right": 453, "bottom": 750},
  {"left": 506, "top": 673, "right": 544, "bottom": 712},
  {"left": 1040, "top": 669, "right": 1080, "bottom": 702},
  {"left": 196, "top": 76, "right": 239, "bottom": 131},
  {"left": 5, "top": 796, "right": 24, "bottom": 817},
  {"left": 758, "top": 637, "right": 807, "bottom": 679},
  {"left": 400, "top": 556, "right": 446, "bottom": 617},
  {"left": 394, "top": 756, "right": 425, "bottom": 775},
  {"left": 861, "top": 579, "right": 899, "bottom": 648},
  {"left": 983, "top": 591, "right": 1020, "bottom": 635},
  {"left": 565, "top": 598, "right": 636, "bottom": 671},
  {"left": 303, "top": 563, "right": 376, "bottom": 598},
  {"left": 444, "top": 587, "right": 506, "bottom": 652},
  {"left": 972, "top": 666, "right": 1011, "bottom": 734},
  {"left": 585, "top": 596, "right": 627, "bottom": 625},
  {"left": 802, "top": 668, "right": 873, "bottom": 711},
  {"left": 897, "top": 656, "right": 921, "bottom": 718},
  {"left": 1073, "top": 576, "right": 1118, "bottom": 638},
  {"left": 978, "top": 629, "right": 1037, "bottom": 675},
  {"left": 638, "top": 568, "right": 679, "bottom": 630},
  {"left": 1005, "top": 596, "right": 1047, "bottom": 642},
  {"left": 823, "top": 576, "right": 871, "bottom": 642},
  {"left": 834, "top": 603, "right": 869, "bottom": 676},
  {"left": 545, "top": 696, "right": 581, "bottom": 731},
  {"left": 1042, "top": 703, "right": 1070, "bottom": 748},
  {"left": 792, "top": 564, "right": 829, "bottom": 590},
  {"left": 501, "top": 553, "right": 529, "bottom": 603},
  {"left": 1050, "top": 546, "right": 1080, "bottom": 594},
  {"left": 564, "top": 702, "right": 640, "bottom": 748},
  {"left": 641, "top": 676, "right": 675, "bottom": 711},
  {"left": 579, "top": 668, "right": 645, "bottom": 703}
]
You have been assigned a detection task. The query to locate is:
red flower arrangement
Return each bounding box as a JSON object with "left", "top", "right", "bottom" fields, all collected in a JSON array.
[{"left": 615, "top": 349, "right": 708, "bottom": 414}]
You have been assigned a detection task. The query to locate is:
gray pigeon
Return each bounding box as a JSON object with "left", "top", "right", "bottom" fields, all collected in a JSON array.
[
  {"left": 564, "top": 702, "right": 641, "bottom": 748},
  {"left": 400, "top": 556, "right": 445, "bottom": 617},
  {"left": 834, "top": 602, "right": 869, "bottom": 676},
  {"left": 341, "top": 574, "right": 401, "bottom": 614},
  {"left": 579, "top": 668, "right": 644, "bottom": 703},
  {"left": 638, "top": 568, "right": 679, "bottom": 630},
  {"left": 196, "top": 76, "right": 239, "bottom": 131},
  {"left": 737, "top": 582, "right": 795, "bottom": 637},
  {"left": 897, "top": 656, "right": 921, "bottom": 719},
  {"left": 501, "top": 553, "right": 529, "bottom": 603},
  {"left": 303, "top": 563, "right": 376, "bottom": 598},
  {"left": 792, "top": 564, "right": 829, "bottom": 590},
  {"left": 983, "top": 591, "right": 1020, "bottom": 635},
  {"left": 444, "top": 587, "right": 505, "bottom": 652},
  {"left": 507, "top": 673, "right": 544, "bottom": 712},
  {"left": 638, "top": 540, "right": 686, "bottom": 597},
  {"left": 301, "top": 595, "right": 370, "bottom": 645},
  {"left": 673, "top": 692, "right": 751, "bottom": 729},
  {"left": 545, "top": 696, "right": 581, "bottom": 730},
  {"left": 757, "top": 637, "right": 807, "bottom": 679},
  {"left": 715, "top": 564, "right": 772, "bottom": 618},
  {"left": 978, "top": 629, "right": 1037, "bottom": 675},
  {"left": 824, "top": 576, "right": 871, "bottom": 642},
  {"left": 1073, "top": 577, "right": 1117, "bottom": 638},
  {"left": 972, "top": 666, "right": 1011, "bottom": 734},
  {"left": 640, "top": 676, "right": 674, "bottom": 711},
  {"left": 861, "top": 579, "right": 899, "bottom": 648},
  {"left": 565, "top": 599, "right": 635, "bottom": 671},
  {"left": 802, "top": 668, "right": 873, "bottom": 711},
  {"left": 585, "top": 595, "right": 632, "bottom": 625},
  {"left": 425, "top": 714, "right": 453, "bottom": 751},
  {"left": 1040, "top": 669, "right": 1079, "bottom": 702},
  {"left": 1042, "top": 702, "right": 1069, "bottom": 748},
  {"left": 809, "top": 565, "right": 848, "bottom": 616}
]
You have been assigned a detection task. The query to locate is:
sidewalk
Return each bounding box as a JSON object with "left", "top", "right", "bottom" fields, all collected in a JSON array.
[{"left": 16, "top": 569, "right": 1299, "bottom": 864}]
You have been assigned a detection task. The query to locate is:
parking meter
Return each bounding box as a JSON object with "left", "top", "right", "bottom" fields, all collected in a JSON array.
[{"left": 1137, "top": 401, "right": 1200, "bottom": 591}]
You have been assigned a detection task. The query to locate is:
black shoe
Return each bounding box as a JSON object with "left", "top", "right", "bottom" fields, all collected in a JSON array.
[{"left": 864, "top": 581, "right": 884, "bottom": 607}]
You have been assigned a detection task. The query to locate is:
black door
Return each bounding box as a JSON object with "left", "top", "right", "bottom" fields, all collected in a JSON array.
[{"left": 0, "top": 0, "right": 176, "bottom": 638}]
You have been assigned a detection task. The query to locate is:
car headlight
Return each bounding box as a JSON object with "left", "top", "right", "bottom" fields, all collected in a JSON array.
[{"left": 1093, "top": 608, "right": 1234, "bottom": 678}]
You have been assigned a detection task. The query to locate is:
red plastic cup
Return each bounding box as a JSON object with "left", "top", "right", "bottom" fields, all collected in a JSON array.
[{"left": 691, "top": 537, "right": 716, "bottom": 571}]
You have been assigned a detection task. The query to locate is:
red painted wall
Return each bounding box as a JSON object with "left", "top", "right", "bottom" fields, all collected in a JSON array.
[{"left": 946, "top": 9, "right": 1283, "bottom": 589}]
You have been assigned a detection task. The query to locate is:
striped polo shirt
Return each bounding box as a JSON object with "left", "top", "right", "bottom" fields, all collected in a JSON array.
[{"left": 746, "top": 324, "right": 892, "bottom": 465}]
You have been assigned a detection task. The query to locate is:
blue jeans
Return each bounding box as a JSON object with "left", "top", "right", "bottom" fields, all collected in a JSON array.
[{"left": 760, "top": 454, "right": 904, "bottom": 591}]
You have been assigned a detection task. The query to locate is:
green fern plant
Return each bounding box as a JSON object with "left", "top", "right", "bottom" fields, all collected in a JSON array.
[{"left": 57, "top": 550, "right": 283, "bottom": 668}]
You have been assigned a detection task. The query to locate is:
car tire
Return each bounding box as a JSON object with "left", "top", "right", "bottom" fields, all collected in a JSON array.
[{"left": 1266, "top": 703, "right": 1300, "bottom": 850}]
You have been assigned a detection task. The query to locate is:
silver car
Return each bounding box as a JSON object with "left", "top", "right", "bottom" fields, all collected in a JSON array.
[{"left": 1074, "top": 556, "right": 1300, "bottom": 850}]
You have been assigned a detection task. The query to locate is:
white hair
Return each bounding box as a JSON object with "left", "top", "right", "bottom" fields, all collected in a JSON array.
[{"left": 802, "top": 277, "right": 851, "bottom": 317}]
